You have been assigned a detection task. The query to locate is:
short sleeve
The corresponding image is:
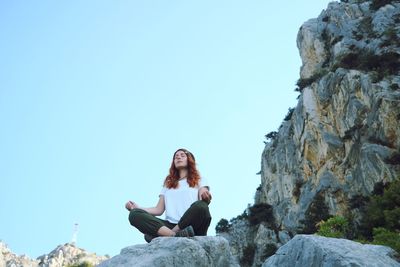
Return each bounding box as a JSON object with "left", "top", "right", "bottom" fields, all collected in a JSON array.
[
  {"left": 160, "top": 186, "right": 167, "bottom": 196},
  {"left": 199, "top": 177, "right": 210, "bottom": 191}
]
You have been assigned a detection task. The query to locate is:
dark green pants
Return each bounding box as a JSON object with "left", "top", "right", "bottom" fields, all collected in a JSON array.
[{"left": 129, "top": 200, "right": 211, "bottom": 237}]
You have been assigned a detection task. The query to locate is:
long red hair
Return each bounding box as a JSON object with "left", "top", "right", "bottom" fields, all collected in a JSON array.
[{"left": 164, "top": 148, "right": 201, "bottom": 189}]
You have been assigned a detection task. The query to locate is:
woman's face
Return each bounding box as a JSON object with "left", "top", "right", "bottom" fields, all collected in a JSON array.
[{"left": 174, "top": 150, "right": 188, "bottom": 169}]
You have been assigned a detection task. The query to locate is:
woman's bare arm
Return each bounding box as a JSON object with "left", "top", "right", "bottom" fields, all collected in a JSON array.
[{"left": 125, "top": 195, "right": 166, "bottom": 216}]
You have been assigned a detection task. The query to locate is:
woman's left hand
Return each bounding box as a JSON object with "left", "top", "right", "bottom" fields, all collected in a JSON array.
[{"left": 201, "top": 190, "right": 212, "bottom": 203}]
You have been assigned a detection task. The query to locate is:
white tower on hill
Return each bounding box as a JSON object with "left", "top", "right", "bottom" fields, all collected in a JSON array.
[{"left": 71, "top": 223, "right": 79, "bottom": 245}]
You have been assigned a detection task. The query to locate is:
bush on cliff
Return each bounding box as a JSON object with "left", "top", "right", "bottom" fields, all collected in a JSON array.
[
  {"left": 248, "top": 203, "right": 275, "bottom": 226},
  {"left": 240, "top": 244, "right": 256, "bottom": 267},
  {"left": 300, "top": 193, "right": 330, "bottom": 234},
  {"left": 359, "top": 179, "right": 400, "bottom": 239},
  {"left": 370, "top": 0, "right": 396, "bottom": 10},
  {"left": 215, "top": 218, "right": 230, "bottom": 233},
  {"left": 295, "top": 69, "right": 328, "bottom": 92},
  {"left": 372, "top": 227, "right": 400, "bottom": 253},
  {"left": 334, "top": 50, "right": 400, "bottom": 81},
  {"left": 216, "top": 208, "right": 249, "bottom": 233},
  {"left": 317, "top": 216, "right": 350, "bottom": 238},
  {"left": 356, "top": 179, "right": 400, "bottom": 253}
]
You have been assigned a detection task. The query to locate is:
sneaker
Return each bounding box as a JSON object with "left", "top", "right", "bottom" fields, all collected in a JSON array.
[
  {"left": 144, "top": 234, "right": 156, "bottom": 243},
  {"left": 175, "top": 225, "right": 195, "bottom": 238}
]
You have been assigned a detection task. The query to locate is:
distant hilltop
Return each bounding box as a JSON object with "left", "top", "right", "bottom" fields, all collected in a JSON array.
[{"left": 0, "top": 241, "right": 109, "bottom": 267}]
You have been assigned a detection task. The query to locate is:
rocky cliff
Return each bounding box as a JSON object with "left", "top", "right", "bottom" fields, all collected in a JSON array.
[
  {"left": 0, "top": 241, "right": 108, "bottom": 267},
  {"left": 220, "top": 0, "right": 400, "bottom": 266}
]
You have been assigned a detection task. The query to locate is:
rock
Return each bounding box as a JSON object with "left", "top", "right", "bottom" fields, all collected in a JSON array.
[
  {"left": 37, "top": 243, "right": 108, "bottom": 267},
  {"left": 0, "top": 241, "right": 39, "bottom": 267},
  {"left": 217, "top": 219, "right": 255, "bottom": 264},
  {"left": 223, "top": 0, "right": 400, "bottom": 265},
  {"left": 98, "top": 236, "right": 239, "bottom": 267},
  {"left": 263, "top": 235, "right": 400, "bottom": 267},
  {"left": 0, "top": 241, "right": 108, "bottom": 267},
  {"left": 259, "top": 0, "right": 400, "bottom": 235}
]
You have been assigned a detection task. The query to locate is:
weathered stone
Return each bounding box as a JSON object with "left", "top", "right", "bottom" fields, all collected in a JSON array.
[
  {"left": 223, "top": 1, "right": 400, "bottom": 266},
  {"left": 98, "top": 236, "right": 239, "bottom": 267},
  {"left": 263, "top": 235, "right": 400, "bottom": 267},
  {"left": 259, "top": 0, "right": 400, "bottom": 235}
]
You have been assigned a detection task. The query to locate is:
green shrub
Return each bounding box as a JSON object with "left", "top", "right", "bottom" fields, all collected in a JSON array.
[
  {"left": 300, "top": 193, "right": 330, "bottom": 234},
  {"left": 248, "top": 203, "right": 275, "bottom": 226},
  {"left": 349, "top": 194, "right": 369, "bottom": 210},
  {"left": 370, "top": 0, "right": 395, "bottom": 10},
  {"left": 353, "top": 30, "right": 363, "bottom": 41},
  {"left": 358, "top": 16, "right": 375, "bottom": 38},
  {"left": 265, "top": 131, "right": 278, "bottom": 141},
  {"left": 215, "top": 218, "right": 230, "bottom": 233},
  {"left": 395, "top": 13, "right": 400, "bottom": 23},
  {"left": 262, "top": 243, "right": 278, "bottom": 258},
  {"left": 234, "top": 209, "right": 249, "bottom": 221},
  {"left": 217, "top": 209, "right": 250, "bottom": 233},
  {"left": 359, "top": 180, "right": 400, "bottom": 239},
  {"left": 240, "top": 244, "right": 256, "bottom": 267},
  {"left": 295, "top": 69, "right": 328, "bottom": 92},
  {"left": 228, "top": 209, "right": 249, "bottom": 226},
  {"left": 317, "top": 216, "right": 349, "bottom": 238},
  {"left": 372, "top": 227, "right": 400, "bottom": 254},
  {"left": 292, "top": 180, "right": 304, "bottom": 203},
  {"left": 380, "top": 27, "right": 399, "bottom": 47},
  {"left": 372, "top": 181, "right": 389, "bottom": 196},
  {"left": 389, "top": 83, "right": 400, "bottom": 90},
  {"left": 384, "top": 152, "right": 400, "bottom": 166},
  {"left": 284, "top": 108, "right": 295, "bottom": 121},
  {"left": 334, "top": 51, "right": 400, "bottom": 81}
]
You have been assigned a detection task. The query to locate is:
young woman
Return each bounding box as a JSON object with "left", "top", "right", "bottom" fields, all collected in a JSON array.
[{"left": 125, "top": 148, "right": 212, "bottom": 242}]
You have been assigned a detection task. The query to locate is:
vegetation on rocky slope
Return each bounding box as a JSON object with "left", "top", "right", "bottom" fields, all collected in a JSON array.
[{"left": 317, "top": 179, "right": 400, "bottom": 253}]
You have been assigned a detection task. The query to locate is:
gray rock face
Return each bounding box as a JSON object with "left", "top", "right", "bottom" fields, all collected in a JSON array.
[
  {"left": 218, "top": 220, "right": 254, "bottom": 265},
  {"left": 218, "top": 219, "right": 290, "bottom": 267},
  {"left": 263, "top": 235, "right": 400, "bottom": 267},
  {"left": 98, "top": 236, "right": 239, "bottom": 267},
  {"left": 223, "top": 0, "right": 400, "bottom": 266},
  {"left": 259, "top": 0, "right": 400, "bottom": 233}
]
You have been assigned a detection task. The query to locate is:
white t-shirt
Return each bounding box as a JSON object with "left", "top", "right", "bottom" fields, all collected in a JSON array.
[{"left": 160, "top": 177, "right": 209, "bottom": 224}]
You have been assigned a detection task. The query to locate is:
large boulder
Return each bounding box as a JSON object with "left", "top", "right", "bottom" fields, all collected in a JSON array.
[
  {"left": 263, "top": 235, "right": 400, "bottom": 267},
  {"left": 98, "top": 236, "right": 239, "bottom": 267}
]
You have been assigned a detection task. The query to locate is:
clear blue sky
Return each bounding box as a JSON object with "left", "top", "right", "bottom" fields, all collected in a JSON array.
[{"left": 0, "top": 0, "right": 334, "bottom": 258}]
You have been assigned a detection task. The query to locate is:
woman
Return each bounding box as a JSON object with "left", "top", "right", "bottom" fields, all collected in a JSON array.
[{"left": 125, "top": 148, "right": 212, "bottom": 242}]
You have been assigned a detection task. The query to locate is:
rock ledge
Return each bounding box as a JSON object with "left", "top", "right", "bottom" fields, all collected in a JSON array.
[{"left": 98, "top": 236, "right": 239, "bottom": 267}]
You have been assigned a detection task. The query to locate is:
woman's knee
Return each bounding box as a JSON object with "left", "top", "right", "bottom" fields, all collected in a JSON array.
[
  {"left": 190, "top": 200, "right": 210, "bottom": 216},
  {"left": 128, "top": 208, "right": 146, "bottom": 226}
]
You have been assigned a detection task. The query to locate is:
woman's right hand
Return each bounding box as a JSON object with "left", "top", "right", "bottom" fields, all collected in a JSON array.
[{"left": 125, "top": 200, "right": 138, "bottom": 211}]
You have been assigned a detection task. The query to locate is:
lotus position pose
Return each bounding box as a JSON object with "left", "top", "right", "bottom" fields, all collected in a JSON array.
[{"left": 125, "top": 148, "right": 212, "bottom": 242}]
